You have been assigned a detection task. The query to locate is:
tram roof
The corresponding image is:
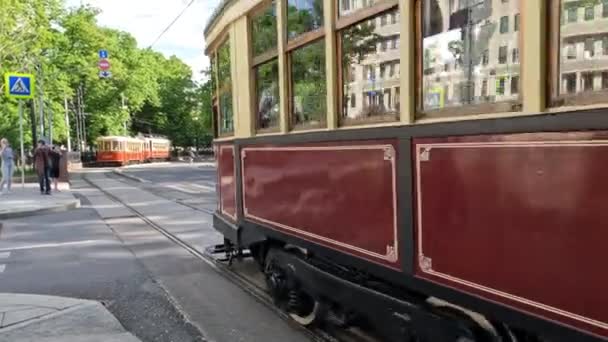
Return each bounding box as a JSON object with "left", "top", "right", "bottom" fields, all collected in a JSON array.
[{"left": 204, "top": 0, "right": 234, "bottom": 36}]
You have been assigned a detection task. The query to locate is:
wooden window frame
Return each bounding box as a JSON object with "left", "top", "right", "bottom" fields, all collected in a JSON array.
[
  {"left": 287, "top": 38, "right": 328, "bottom": 131},
  {"left": 548, "top": 0, "right": 608, "bottom": 107},
  {"left": 414, "top": 0, "right": 523, "bottom": 119},
  {"left": 250, "top": 0, "right": 281, "bottom": 134},
  {"left": 335, "top": 0, "right": 400, "bottom": 127},
  {"left": 215, "top": 36, "right": 235, "bottom": 138}
]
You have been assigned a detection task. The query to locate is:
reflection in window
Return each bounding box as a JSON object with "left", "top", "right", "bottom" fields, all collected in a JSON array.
[
  {"left": 255, "top": 59, "right": 280, "bottom": 130},
  {"left": 558, "top": 1, "right": 608, "bottom": 97},
  {"left": 217, "top": 41, "right": 234, "bottom": 135},
  {"left": 251, "top": 1, "right": 277, "bottom": 57},
  {"left": 339, "top": 0, "right": 379, "bottom": 16},
  {"left": 421, "top": 0, "right": 520, "bottom": 112},
  {"left": 290, "top": 40, "right": 326, "bottom": 129},
  {"left": 340, "top": 8, "right": 400, "bottom": 125},
  {"left": 287, "top": 0, "right": 323, "bottom": 39}
]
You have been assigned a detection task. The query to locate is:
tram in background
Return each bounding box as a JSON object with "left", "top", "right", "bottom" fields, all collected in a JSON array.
[
  {"left": 205, "top": 0, "right": 607, "bottom": 341},
  {"left": 96, "top": 136, "right": 171, "bottom": 165}
]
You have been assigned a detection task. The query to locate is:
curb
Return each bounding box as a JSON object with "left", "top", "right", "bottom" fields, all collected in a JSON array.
[
  {"left": 112, "top": 169, "right": 150, "bottom": 183},
  {"left": 0, "top": 200, "right": 81, "bottom": 220}
]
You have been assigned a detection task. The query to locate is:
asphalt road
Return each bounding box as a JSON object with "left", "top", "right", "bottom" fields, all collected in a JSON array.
[{"left": 0, "top": 208, "right": 204, "bottom": 342}]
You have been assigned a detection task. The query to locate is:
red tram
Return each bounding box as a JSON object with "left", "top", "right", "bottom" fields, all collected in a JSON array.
[
  {"left": 96, "top": 136, "right": 171, "bottom": 166},
  {"left": 205, "top": 0, "right": 607, "bottom": 341}
]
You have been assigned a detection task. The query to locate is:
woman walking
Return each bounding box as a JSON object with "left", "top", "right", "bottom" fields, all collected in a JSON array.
[{"left": 0, "top": 138, "right": 15, "bottom": 194}]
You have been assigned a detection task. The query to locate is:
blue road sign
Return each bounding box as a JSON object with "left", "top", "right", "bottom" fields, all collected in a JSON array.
[
  {"left": 4, "top": 73, "right": 35, "bottom": 99},
  {"left": 99, "top": 70, "right": 112, "bottom": 79},
  {"left": 99, "top": 49, "right": 109, "bottom": 59}
]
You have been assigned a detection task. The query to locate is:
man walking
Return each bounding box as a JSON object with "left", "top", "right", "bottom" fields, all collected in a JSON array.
[{"left": 34, "top": 139, "right": 51, "bottom": 195}]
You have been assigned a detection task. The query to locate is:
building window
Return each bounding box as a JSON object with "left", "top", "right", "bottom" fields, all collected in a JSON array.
[
  {"left": 287, "top": 0, "right": 324, "bottom": 40},
  {"left": 342, "top": 0, "right": 350, "bottom": 12},
  {"left": 339, "top": 0, "right": 376, "bottom": 16},
  {"left": 216, "top": 40, "right": 233, "bottom": 136},
  {"left": 254, "top": 60, "right": 280, "bottom": 131},
  {"left": 514, "top": 13, "right": 520, "bottom": 32},
  {"left": 512, "top": 48, "right": 519, "bottom": 63},
  {"left": 585, "top": 6, "right": 594, "bottom": 21},
  {"left": 499, "top": 46, "right": 508, "bottom": 64},
  {"left": 567, "top": 7, "right": 578, "bottom": 23},
  {"left": 496, "top": 77, "right": 506, "bottom": 96},
  {"left": 563, "top": 73, "right": 577, "bottom": 94},
  {"left": 603, "top": 72, "right": 608, "bottom": 89},
  {"left": 381, "top": 15, "right": 387, "bottom": 26},
  {"left": 350, "top": 93, "right": 356, "bottom": 108},
  {"left": 500, "top": 16, "right": 509, "bottom": 34},
  {"left": 552, "top": 1, "right": 608, "bottom": 104},
  {"left": 604, "top": 0, "right": 608, "bottom": 17},
  {"left": 582, "top": 73, "right": 595, "bottom": 91},
  {"left": 511, "top": 75, "right": 519, "bottom": 95},
  {"left": 340, "top": 6, "right": 400, "bottom": 125},
  {"left": 421, "top": 0, "right": 520, "bottom": 113},
  {"left": 290, "top": 40, "right": 326, "bottom": 129},
  {"left": 391, "top": 12, "right": 397, "bottom": 24},
  {"left": 251, "top": 1, "right": 277, "bottom": 57}
]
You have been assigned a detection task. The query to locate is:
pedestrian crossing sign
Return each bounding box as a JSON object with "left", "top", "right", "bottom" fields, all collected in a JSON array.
[{"left": 4, "top": 73, "right": 35, "bottom": 99}]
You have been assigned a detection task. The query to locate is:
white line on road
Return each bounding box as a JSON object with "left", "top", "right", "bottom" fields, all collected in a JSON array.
[
  {"left": 0, "top": 264, "right": 5, "bottom": 273},
  {"left": 0, "top": 240, "right": 114, "bottom": 253},
  {"left": 0, "top": 252, "right": 11, "bottom": 259}
]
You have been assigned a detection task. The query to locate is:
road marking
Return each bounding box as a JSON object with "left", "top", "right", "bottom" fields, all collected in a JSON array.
[
  {"left": 0, "top": 240, "right": 112, "bottom": 253},
  {"left": 0, "top": 252, "right": 10, "bottom": 259},
  {"left": 0, "top": 264, "right": 5, "bottom": 273}
]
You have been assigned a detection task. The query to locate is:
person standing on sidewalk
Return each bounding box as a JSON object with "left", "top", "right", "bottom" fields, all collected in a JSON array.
[
  {"left": 0, "top": 138, "right": 14, "bottom": 194},
  {"left": 49, "top": 146, "right": 62, "bottom": 192},
  {"left": 34, "top": 140, "right": 51, "bottom": 195}
]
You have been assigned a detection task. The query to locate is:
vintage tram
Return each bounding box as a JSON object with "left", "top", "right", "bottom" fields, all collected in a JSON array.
[
  {"left": 96, "top": 136, "right": 171, "bottom": 165},
  {"left": 205, "top": 0, "right": 607, "bottom": 341}
]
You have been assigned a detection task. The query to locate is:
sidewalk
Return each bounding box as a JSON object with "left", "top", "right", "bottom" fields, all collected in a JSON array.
[
  {"left": 0, "top": 183, "right": 80, "bottom": 220},
  {"left": 0, "top": 293, "right": 140, "bottom": 342}
]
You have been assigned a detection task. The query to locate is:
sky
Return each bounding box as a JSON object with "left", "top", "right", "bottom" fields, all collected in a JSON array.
[{"left": 65, "top": 0, "right": 221, "bottom": 82}]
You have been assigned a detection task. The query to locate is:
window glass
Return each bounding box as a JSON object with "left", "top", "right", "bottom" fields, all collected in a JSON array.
[
  {"left": 251, "top": 1, "right": 277, "bottom": 57},
  {"left": 340, "top": 8, "right": 400, "bottom": 125},
  {"left": 421, "top": 0, "right": 520, "bottom": 112},
  {"left": 339, "top": 0, "right": 379, "bottom": 17},
  {"left": 255, "top": 59, "right": 280, "bottom": 130},
  {"left": 217, "top": 41, "right": 234, "bottom": 135},
  {"left": 287, "top": 0, "right": 323, "bottom": 39},
  {"left": 290, "top": 40, "right": 326, "bottom": 129},
  {"left": 558, "top": 1, "right": 608, "bottom": 97}
]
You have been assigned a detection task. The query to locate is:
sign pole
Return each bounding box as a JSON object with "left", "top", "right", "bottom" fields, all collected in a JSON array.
[{"left": 18, "top": 100, "right": 25, "bottom": 188}]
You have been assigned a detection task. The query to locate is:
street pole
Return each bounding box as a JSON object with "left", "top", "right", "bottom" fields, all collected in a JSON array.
[
  {"left": 38, "top": 63, "right": 45, "bottom": 140},
  {"left": 64, "top": 97, "right": 72, "bottom": 151},
  {"left": 18, "top": 100, "right": 25, "bottom": 188},
  {"left": 49, "top": 102, "right": 53, "bottom": 144}
]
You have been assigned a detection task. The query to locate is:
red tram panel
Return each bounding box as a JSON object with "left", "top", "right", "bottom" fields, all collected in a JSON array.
[
  {"left": 414, "top": 132, "right": 608, "bottom": 339},
  {"left": 241, "top": 142, "right": 400, "bottom": 269},
  {"left": 218, "top": 145, "right": 237, "bottom": 221}
]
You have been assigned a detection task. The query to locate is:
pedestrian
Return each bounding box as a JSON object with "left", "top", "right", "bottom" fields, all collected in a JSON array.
[
  {"left": 0, "top": 138, "right": 15, "bottom": 194},
  {"left": 33, "top": 139, "right": 51, "bottom": 195},
  {"left": 49, "top": 146, "right": 62, "bottom": 192}
]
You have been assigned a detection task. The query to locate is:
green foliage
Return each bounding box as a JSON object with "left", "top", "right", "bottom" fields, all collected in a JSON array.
[{"left": 0, "top": 0, "right": 213, "bottom": 150}]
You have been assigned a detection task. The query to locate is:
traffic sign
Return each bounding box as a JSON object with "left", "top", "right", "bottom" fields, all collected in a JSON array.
[
  {"left": 98, "top": 59, "right": 110, "bottom": 70},
  {"left": 99, "top": 50, "right": 109, "bottom": 59},
  {"left": 4, "top": 73, "right": 35, "bottom": 99},
  {"left": 99, "top": 70, "right": 112, "bottom": 78}
]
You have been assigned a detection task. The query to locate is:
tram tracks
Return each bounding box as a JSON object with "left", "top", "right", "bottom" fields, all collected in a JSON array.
[{"left": 83, "top": 174, "right": 379, "bottom": 342}]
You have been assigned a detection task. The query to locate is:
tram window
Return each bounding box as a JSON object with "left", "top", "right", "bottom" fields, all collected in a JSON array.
[
  {"left": 290, "top": 39, "right": 327, "bottom": 129},
  {"left": 251, "top": 1, "right": 277, "bottom": 58},
  {"left": 339, "top": 7, "right": 400, "bottom": 126},
  {"left": 217, "top": 40, "right": 234, "bottom": 135},
  {"left": 419, "top": 0, "right": 521, "bottom": 115},
  {"left": 255, "top": 59, "right": 280, "bottom": 131},
  {"left": 287, "top": 0, "right": 323, "bottom": 40},
  {"left": 550, "top": 0, "right": 608, "bottom": 106},
  {"left": 112, "top": 141, "right": 119, "bottom": 151}
]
